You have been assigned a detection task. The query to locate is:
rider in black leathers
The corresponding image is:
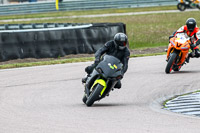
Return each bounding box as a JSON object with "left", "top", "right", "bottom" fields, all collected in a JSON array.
[{"left": 82, "top": 33, "right": 130, "bottom": 89}]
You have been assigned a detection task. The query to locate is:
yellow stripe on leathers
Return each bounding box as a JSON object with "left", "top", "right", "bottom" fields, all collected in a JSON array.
[
  {"left": 91, "top": 79, "right": 107, "bottom": 96},
  {"left": 56, "top": 0, "right": 59, "bottom": 10}
]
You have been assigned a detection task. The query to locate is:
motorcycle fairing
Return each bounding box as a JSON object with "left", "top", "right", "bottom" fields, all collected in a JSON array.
[
  {"left": 96, "top": 55, "right": 123, "bottom": 78},
  {"left": 91, "top": 79, "right": 107, "bottom": 96},
  {"left": 167, "top": 33, "right": 191, "bottom": 65}
]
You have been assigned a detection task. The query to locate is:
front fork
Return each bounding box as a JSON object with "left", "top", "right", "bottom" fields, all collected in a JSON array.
[
  {"left": 167, "top": 47, "right": 183, "bottom": 63},
  {"left": 85, "top": 76, "right": 107, "bottom": 98},
  {"left": 166, "top": 47, "right": 175, "bottom": 61},
  {"left": 101, "top": 79, "right": 118, "bottom": 98}
]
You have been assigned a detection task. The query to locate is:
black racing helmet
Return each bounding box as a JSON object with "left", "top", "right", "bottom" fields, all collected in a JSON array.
[
  {"left": 114, "top": 33, "right": 128, "bottom": 50},
  {"left": 186, "top": 18, "right": 196, "bottom": 32}
]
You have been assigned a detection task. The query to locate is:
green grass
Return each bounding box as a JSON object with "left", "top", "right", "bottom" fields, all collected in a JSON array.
[
  {"left": 0, "top": 57, "right": 94, "bottom": 69},
  {"left": 0, "top": 6, "right": 198, "bottom": 69},
  {"left": 0, "top": 52, "right": 165, "bottom": 69},
  {"left": 130, "top": 52, "right": 165, "bottom": 58},
  {"left": 1, "top": 6, "right": 199, "bottom": 50},
  {"left": 0, "top": 6, "right": 176, "bottom": 20}
]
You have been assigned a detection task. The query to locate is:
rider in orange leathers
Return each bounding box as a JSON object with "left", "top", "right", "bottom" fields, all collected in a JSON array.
[
  {"left": 192, "top": 0, "right": 199, "bottom": 4},
  {"left": 169, "top": 18, "right": 200, "bottom": 62},
  {"left": 179, "top": 0, "right": 200, "bottom": 5}
]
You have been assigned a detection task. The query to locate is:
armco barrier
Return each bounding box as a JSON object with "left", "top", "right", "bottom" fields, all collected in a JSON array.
[
  {"left": 0, "top": 0, "right": 177, "bottom": 15},
  {"left": 0, "top": 23, "right": 126, "bottom": 61}
]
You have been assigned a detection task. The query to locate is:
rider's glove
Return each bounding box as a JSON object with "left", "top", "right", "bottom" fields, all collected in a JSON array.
[
  {"left": 169, "top": 35, "right": 174, "bottom": 40},
  {"left": 94, "top": 58, "right": 100, "bottom": 65}
]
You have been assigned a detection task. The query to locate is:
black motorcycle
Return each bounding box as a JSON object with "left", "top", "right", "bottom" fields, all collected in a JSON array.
[
  {"left": 82, "top": 55, "right": 123, "bottom": 107},
  {"left": 177, "top": 0, "right": 200, "bottom": 11}
]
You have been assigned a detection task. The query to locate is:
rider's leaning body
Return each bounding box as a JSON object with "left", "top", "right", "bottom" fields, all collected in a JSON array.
[
  {"left": 82, "top": 33, "right": 130, "bottom": 89},
  {"left": 169, "top": 18, "right": 200, "bottom": 62},
  {"left": 174, "top": 25, "right": 200, "bottom": 49},
  {"left": 95, "top": 40, "right": 130, "bottom": 75}
]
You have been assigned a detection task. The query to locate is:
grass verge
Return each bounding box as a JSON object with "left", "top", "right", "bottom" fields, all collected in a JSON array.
[
  {"left": 1, "top": 7, "right": 199, "bottom": 49},
  {"left": 0, "top": 53, "right": 165, "bottom": 69},
  {"left": 0, "top": 6, "right": 177, "bottom": 20}
]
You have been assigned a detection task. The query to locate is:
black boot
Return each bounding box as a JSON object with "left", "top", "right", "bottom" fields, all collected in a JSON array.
[
  {"left": 186, "top": 52, "right": 193, "bottom": 63},
  {"left": 114, "top": 80, "right": 121, "bottom": 89},
  {"left": 85, "top": 64, "right": 96, "bottom": 74},
  {"left": 194, "top": 49, "right": 200, "bottom": 58},
  {"left": 185, "top": 56, "right": 190, "bottom": 63},
  {"left": 82, "top": 64, "right": 96, "bottom": 83}
]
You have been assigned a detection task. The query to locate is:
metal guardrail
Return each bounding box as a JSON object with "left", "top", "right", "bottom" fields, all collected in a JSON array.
[
  {"left": 0, "top": 0, "right": 178, "bottom": 15},
  {"left": 0, "top": 23, "right": 92, "bottom": 32}
]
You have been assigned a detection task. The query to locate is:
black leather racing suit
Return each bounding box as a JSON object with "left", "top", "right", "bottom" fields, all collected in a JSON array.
[{"left": 85, "top": 40, "right": 130, "bottom": 88}]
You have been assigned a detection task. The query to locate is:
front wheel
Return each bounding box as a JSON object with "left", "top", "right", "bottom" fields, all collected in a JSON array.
[
  {"left": 86, "top": 84, "right": 104, "bottom": 107},
  {"left": 177, "top": 3, "right": 186, "bottom": 11},
  {"left": 82, "top": 94, "right": 87, "bottom": 104},
  {"left": 165, "top": 52, "right": 178, "bottom": 74}
]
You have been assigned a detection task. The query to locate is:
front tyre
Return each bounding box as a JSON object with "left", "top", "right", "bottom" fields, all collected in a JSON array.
[
  {"left": 86, "top": 84, "right": 104, "bottom": 107},
  {"left": 82, "top": 94, "right": 87, "bottom": 104},
  {"left": 177, "top": 3, "right": 186, "bottom": 11},
  {"left": 165, "top": 52, "right": 178, "bottom": 74}
]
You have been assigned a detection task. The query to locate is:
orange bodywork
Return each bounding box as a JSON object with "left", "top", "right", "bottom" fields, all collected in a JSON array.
[
  {"left": 167, "top": 37, "right": 191, "bottom": 65},
  {"left": 193, "top": 0, "right": 200, "bottom": 4}
]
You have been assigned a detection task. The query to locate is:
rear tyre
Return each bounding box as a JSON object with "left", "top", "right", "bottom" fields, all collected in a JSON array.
[
  {"left": 165, "top": 52, "right": 177, "bottom": 74},
  {"left": 177, "top": 3, "right": 186, "bottom": 11},
  {"left": 86, "top": 84, "right": 104, "bottom": 107}
]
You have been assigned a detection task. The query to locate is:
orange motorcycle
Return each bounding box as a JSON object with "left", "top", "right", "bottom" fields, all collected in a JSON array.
[{"left": 165, "top": 33, "right": 192, "bottom": 73}]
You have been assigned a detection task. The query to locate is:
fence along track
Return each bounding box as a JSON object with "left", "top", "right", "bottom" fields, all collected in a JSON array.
[{"left": 0, "top": 0, "right": 177, "bottom": 15}]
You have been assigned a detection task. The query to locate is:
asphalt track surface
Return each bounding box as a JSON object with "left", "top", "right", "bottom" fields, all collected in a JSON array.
[{"left": 1, "top": 55, "right": 200, "bottom": 133}]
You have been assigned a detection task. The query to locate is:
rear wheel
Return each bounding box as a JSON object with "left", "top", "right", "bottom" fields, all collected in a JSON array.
[
  {"left": 86, "top": 84, "right": 104, "bottom": 107},
  {"left": 165, "top": 52, "right": 178, "bottom": 74},
  {"left": 177, "top": 3, "right": 186, "bottom": 11}
]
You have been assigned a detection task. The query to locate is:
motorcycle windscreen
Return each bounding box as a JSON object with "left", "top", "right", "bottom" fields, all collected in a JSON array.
[{"left": 96, "top": 55, "right": 123, "bottom": 78}]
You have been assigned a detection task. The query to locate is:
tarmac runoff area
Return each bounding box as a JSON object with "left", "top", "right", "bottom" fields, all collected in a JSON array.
[{"left": 0, "top": 9, "right": 199, "bottom": 23}]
